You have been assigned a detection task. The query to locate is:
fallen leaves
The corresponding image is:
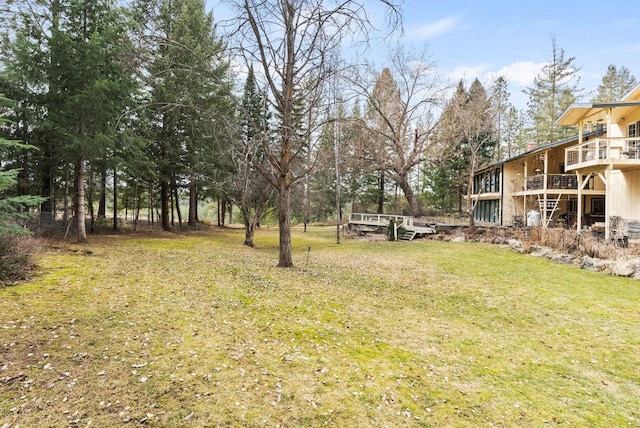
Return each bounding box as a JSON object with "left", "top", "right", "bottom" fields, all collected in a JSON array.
[{"left": 1, "top": 229, "right": 639, "bottom": 427}]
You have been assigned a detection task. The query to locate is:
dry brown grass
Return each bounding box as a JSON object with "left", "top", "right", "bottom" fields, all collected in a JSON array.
[{"left": 520, "top": 227, "right": 638, "bottom": 259}]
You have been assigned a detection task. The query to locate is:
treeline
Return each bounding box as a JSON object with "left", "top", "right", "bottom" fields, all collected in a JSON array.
[{"left": 0, "top": 0, "right": 637, "bottom": 266}]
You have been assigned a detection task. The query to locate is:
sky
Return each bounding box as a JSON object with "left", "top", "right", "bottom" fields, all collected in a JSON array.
[{"left": 210, "top": 0, "right": 640, "bottom": 111}]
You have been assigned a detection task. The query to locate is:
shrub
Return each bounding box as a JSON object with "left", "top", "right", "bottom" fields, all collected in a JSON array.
[
  {"left": 524, "top": 227, "right": 637, "bottom": 260},
  {"left": 386, "top": 220, "right": 406, "bottom": 241},
  {"left": 0, "top": 235, "right": 38, "bottom": 285}
]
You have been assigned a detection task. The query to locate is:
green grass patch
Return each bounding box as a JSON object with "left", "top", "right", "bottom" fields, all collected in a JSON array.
[{"left": 1, "top": 227, "right": 639, "bottom": 426}]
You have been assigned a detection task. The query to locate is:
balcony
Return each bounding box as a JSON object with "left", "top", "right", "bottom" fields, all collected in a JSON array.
[
  {"left": 565, "top": 137, "right": 640, "bottom": 171},
  {"left": 513, "top": 174, "right": 578, "bottom": 194}
]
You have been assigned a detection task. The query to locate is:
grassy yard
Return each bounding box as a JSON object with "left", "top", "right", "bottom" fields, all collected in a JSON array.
[{"left": 1, "top": 226, "right": 639, "bottom": 427}]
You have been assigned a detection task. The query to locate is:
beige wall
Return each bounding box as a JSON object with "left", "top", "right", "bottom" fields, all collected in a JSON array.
[
  {"left": 497, "top": 140, "right": 616, "bottom": 226},
  {"left": 609, "top": 123, "right": 624, "bottom": 138},
  {"left": 610, "top": 169, "right": 640, "bottom": 221}
]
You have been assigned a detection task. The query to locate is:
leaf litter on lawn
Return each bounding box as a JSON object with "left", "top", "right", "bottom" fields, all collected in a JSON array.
[{"left": 1, "top": 227, "right": 639, "bottom": 426}]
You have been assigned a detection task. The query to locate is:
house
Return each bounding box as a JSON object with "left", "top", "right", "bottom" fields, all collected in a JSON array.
[{"left": 471, "top": 84, "right": 640, "bottom": 241}]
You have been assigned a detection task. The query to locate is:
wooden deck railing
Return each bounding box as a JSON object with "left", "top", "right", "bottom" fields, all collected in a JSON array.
[
  {"left": 565, "top": 137, "right": 640, "bottom": 168},
  {"left": 512, "top": 174, "right": 578, "bottom": 192},
  {"left": 348, "top": 213, "right": 414, "bottom": 228}
]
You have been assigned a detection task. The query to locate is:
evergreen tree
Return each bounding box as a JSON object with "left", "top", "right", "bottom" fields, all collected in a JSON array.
[
  {"left": 422, "top": 161, "right": 456, "bottom": 212},
  {"left": 593, "top": 65, "right": 638, "bottom": 102},
  {"left": 524, "top": 37, "right": 582, "bottom": 144},
  {"left": 140, "top": 0, "right": 233, "bottom": 231},
  {"left": 0, "top": 95, "right": 45, "bottom": 235},
  {"left": 2, "top": 0, "right": 137, "bottom": 241},
  {"left": 430, "top": 80, "right": 468, "bottom": 213},
  {"left": 228, "top": 65, "right": 275, "bottom": 247},
  {"left": 430, "top": 79, "right": 497, "bottom": 220},
  {"left": 503, "top": 105, "right": 528, "bottom": 157}
]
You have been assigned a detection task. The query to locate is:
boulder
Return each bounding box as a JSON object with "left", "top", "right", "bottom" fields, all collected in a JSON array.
[
  {"left": 550, "top": 253, "right": 576, "bottom": 265},
  {"left": 507, "top": 239, "right": 525, "bottom": 254},
  {"left": 580, "top": 256, "right": 609, "bottom": 272},
  {"left": 529, "top": 245, "right": 552, "bottom": 257},
  {"left": 612, "top": 258, "right": 640, "bottom": 277}
]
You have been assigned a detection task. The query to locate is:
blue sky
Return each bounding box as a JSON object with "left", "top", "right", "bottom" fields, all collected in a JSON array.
[
  {"left": 399, "top": 0, "right": 640, "bottom": 108},
  {"left": 211, "top": 0, "right": 640, "bottom": 110}
]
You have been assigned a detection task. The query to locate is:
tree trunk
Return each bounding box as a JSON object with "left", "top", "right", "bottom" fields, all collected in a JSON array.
[
  {"left": 88, "top": 165, "right": 95, "bottom": 233},
  {"left": 397, "top": 175, "right": 420, "bottom": 217},
  {"left": 133, "top": 183, "right": 138, "bottom": 231},
  {"left": 76, "top": 157, "right": 87, "bottom": 242},
  {"left": 98, "top": 166, "right": 107, "bottom": 218},
  {"left": 467, "top": 152, "right": 478, "bottom": 228},
  {"left": 217, "top": 199, "right": 222, "bottom": 226},
  {"left": 173, "top": 185, "right": 182, "bottom": 228},
  {"left": 377, "top": 171, "right": 385, "bottom": 214},
  {"left": 188, "top": 179, "right": 197, "bottom": 227},
  {"left": 160, "top": 178, "right": 170, "bottom": 231},
  {"left": 40, "top": 151, "right": 54, "bottom": 224},
  {"left": 41, "top": 0, "right": 59, "bottom": 225},
  {"left": 170, "top": 185, "right": 175, "bottom": 226},
  {"left": 148, "top": 181, "right": 153, "bottom": 226},
  {"left": 277, "top": 179, "right": 293, "bottom": 267},
  {"left": 303, "top": 174, "right": 309, "bottom": 232},
  {"left": 220, "top": 199, "right": 226, "bottom": 226},
  {"left": 113, "top": 172, "right": 119, "bottom": 231},
  {"left": 63, "top": 168, "right": 70, "bottom": 223},
  {"left": 242, "top": 207, "right": 256, "bottom": 247}
]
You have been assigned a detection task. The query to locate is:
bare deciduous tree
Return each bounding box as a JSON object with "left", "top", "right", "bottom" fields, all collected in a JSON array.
[
  {"left": 349, "top": 46, "right": 444, "bottom": 217},
  {"left": 226, "top": 65, "right": 276, "bottom": 247},
  {"left": 228, "top": 0, "right": 401, "bottom": 267}
]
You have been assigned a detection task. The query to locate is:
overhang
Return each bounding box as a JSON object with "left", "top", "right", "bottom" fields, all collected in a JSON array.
[{"left": 556, "top": 101, "right": 640, "bottom": 126}]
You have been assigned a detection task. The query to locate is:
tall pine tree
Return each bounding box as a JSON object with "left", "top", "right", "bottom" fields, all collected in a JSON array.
[
  {"left": 524, "top": 37, "right": 582, "bottom": 144},
  {"left": 2, "top": 0, "right": 137, "bottom": 241},
  {"left": 228, "top": 65, "right": 275, "bottom": 247},
  {"left": 593, "top": 65, "right": 637, "bottom": 102},
  {"left": 140, "top": 0, "right": 233, "bottom": 231}
]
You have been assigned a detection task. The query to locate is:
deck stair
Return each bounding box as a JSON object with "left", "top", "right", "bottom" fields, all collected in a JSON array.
[
  {"left": 538, "top": 195, "right": 561, "bottom": 227},
  {"left": 347, "top": 213, "right": 437, "bottom": 240},
  {"left": 398, "top": 230, "right": 417, "bottom": 241}
]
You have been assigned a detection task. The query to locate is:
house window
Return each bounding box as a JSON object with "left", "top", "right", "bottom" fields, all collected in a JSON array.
[
  {"left": 473, "top": 169, "right": 501, "bottom": 194},
  {"left": 629, "top": 122, "right": 640, "bottom": 147},
  {"left": 474, "top": 199, "right": 500, "bottom": 224},
  {"left": 591, "top": 198, "right": 605, "bottom": 215}
]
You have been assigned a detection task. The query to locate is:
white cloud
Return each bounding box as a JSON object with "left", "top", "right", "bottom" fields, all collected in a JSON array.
[
  {"left": 409, "top": 17, "right": 459, "bottom": 40},
  {"left": 446, "top": 61, "right": 546, "bottom": 90},
  {"left": 442, "top": 62, "right": 547, "bottom": 110},
  {"left": 446, "top": 65, "right": 489, "bottom": 82},
  {"left": 488, "top": 61, "right": 546, "bottom": 87}
]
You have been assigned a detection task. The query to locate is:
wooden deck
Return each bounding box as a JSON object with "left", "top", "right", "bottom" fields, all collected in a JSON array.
[{"left": 347, "top": 213, "right": 437, "bottom": 239}]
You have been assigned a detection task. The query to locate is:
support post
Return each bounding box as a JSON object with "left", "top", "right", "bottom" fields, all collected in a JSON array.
[
  {"left": 604, "top": 166, "right": 611, "bottom": 240},
  {"left": 576, "top": 170, "right": 582, "bottom": 233}
]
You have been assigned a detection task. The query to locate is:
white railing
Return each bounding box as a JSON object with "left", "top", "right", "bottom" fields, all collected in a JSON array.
[
  {"left": 348, "top": 213, "right": 414, "bottom": 228},
  {"left": 565, "top": 137, "right": 640, "bottom": 167}
]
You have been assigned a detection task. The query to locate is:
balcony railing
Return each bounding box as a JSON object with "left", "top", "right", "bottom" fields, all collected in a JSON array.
[
  {"left": 513, "top": 174, "right": 578, "bottom": 192},
  {"left": 566, "top": 137, "right": 640, "bottom": 168}
]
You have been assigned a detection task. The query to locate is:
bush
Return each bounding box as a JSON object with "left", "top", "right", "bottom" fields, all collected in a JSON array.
[
  {"left": 523, "top": 227, "right": 637, "bottom": 260},
  {"left": 386, "top": 220, "right": 406, "bottom": 241},
  {"left": 0, "top": 235, "right": 38, "bottom": 285}
]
